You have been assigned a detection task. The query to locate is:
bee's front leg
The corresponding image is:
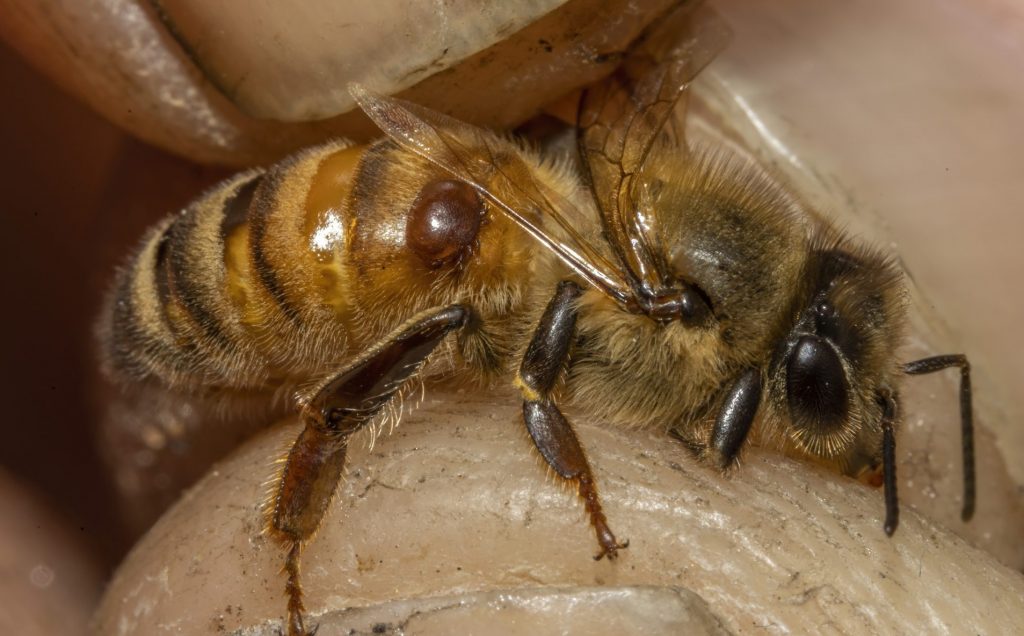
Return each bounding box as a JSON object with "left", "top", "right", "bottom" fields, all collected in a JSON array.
[
  {"left": 515, "top": 280, "right": 628, "bottom": 561},
  {"left": 706, "top": 368, "right": 762, "bottom": 470},
  {"left": 668, "top": 369, "right": 761, "bottom": 471},
  {"left": 878, "top": 389, "right": 900, "bottom": 536},
  {"left": 266, "top": 304, "right": 468, "bottom": 636}
]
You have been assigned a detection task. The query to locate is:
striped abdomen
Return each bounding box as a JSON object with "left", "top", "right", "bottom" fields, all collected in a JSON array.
[
  {"left": 99, "top": 141, "right": 374, "bottom": 392},
  {"left": 99, "top": 138, "right": 542, "bottom": 393}
]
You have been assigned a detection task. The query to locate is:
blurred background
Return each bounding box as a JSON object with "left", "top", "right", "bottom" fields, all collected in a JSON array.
[
  {"left": 0, "top": 37, "right": 227, "bottom": 563},
  {"left": 0, "top": 34, "right": 226, "bottom": 634}
]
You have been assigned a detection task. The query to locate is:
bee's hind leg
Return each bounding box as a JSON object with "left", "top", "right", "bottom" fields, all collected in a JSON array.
[
  {"left": 515, "top": 280, "right": 628, "bottom": 561},
  {"left": 266, "top": 304, "right": 469, "bottom": 636}
]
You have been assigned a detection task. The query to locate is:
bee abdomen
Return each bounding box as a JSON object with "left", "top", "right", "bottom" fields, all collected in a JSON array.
[
  {"left": 100, "top": 140, "right": 365, "bottom": 390},
  {"left": 230, "top": 142, "right": 362, "bottom": 377},
  {"left": 99, "top": 136, "right": 523, "bottom": 393},
  {"left": 101, "top": 171, "right": 271, "bottom": 389}
]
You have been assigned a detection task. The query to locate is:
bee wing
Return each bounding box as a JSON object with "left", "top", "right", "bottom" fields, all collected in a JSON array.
[
  {"left": 578, "top": 1, "right": 732, "bottom": 291},
  {"left": 351, "top": 85, "right": 633, "bottom": 305}
]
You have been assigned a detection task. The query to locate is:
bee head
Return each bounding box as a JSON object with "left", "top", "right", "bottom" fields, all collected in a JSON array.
[
  {"left": 769, "top": 242, "right": 906, "bottom": 468},
  {"left": 780, "top": 298, "right": 856, "bottom": 454}
]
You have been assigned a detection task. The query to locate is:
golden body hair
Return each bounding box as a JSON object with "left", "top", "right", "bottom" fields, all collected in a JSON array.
[
  {"left": 98, "top": 139, "right": 565, "bottom": 400},
  {"left": 97, "top": 5, "right": 973, "bottom": 633},
  {"left": 98, "top": 131, "right": 903, "bottom": 472}
]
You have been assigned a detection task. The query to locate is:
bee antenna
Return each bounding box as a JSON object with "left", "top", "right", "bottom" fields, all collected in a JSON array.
[{"left": 902, "top": 354, "right": 975, "bottom": 522}]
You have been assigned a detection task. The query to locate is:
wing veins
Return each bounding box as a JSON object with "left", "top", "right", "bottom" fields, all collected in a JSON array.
[
  {"left": 578, "top": 1, "right": 732, "bottom": 296},
  {"left": 351, "top": 85, "right": 633, "bottom": 304}
]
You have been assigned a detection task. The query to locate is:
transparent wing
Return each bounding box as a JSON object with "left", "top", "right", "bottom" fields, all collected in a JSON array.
[
  {"left": 351, "top": 85, "right": 633, "bottom": 306},
  {"left": 578, "top": 1, "right": 732, "bottom": 293}
]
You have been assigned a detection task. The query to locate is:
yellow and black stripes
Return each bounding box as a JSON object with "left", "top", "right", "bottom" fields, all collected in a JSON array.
[
  {"left": 99, "top": 141, "right": 360, "bottom": 391},
  {"left": 98, "top": 133, "right": 543, "bottom": 397},
  {"left": 105, "top": 217, "right": 198, "bottom": 385},
  {"left": 164, "top": 188, "right": 241, "bottom": 354},
  {"left": 236, "top": 141, "right": 356, "bottom": 378},
  {"left": 218, "top": 176, "right": 259, "bottom": 249},
  {"left": 101, "top": 171, "right": 267, "bottom": 389},
  {"left": 247, "top": 166, "right": 303, "bottom": 326}
]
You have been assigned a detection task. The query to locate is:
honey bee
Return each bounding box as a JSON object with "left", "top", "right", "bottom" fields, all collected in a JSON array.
[{"left": 97, "top": 2, "right": 975, "bottom": 634}]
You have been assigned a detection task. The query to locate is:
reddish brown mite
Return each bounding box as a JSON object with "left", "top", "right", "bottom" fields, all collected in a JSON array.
[
  {"left": 97, "top": 3, "right": 975, "bottom": 634},
  {"left": 406, "top": 179, "right": 484, "bottom": 266}
]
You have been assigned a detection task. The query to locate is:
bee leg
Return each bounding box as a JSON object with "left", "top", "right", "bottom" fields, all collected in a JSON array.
[
  {"left": 706, "top": 368, "right": 762, "bottom": 470},
  {"left": 667, "top": 427, "right": 704, "bottom": 456},
  {"left": 877, "top": 390, "right": 900, "bottom": 536},
  {"left": 515, "top": 281, "right": 628, "bottom": 561},
  {"left": 902, "top": 354, "right": 975, "bottom": 521},
  {"left": 267, "top": 304, "right": 469, "bottom": 636}
]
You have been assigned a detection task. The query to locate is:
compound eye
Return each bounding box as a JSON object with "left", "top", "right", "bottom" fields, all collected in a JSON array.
[
  {"left": 785, "top": 334, "right": 849, "bottom": 433},
  {"left": 407, "top": 179, "right": 483, "bottom": 266}
]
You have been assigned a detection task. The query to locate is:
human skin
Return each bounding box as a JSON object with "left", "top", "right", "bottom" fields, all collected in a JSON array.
[{"left": 93, "top": 390, "right": 1024, "bottom": 635}]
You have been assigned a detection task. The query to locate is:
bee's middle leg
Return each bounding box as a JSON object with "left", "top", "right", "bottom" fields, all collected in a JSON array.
[
  {"left": 266, "top": 304, "right": 468, "bottom": 636},
  {"left": 515, "top": 280, "right": 628, "bottom": 560}
]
